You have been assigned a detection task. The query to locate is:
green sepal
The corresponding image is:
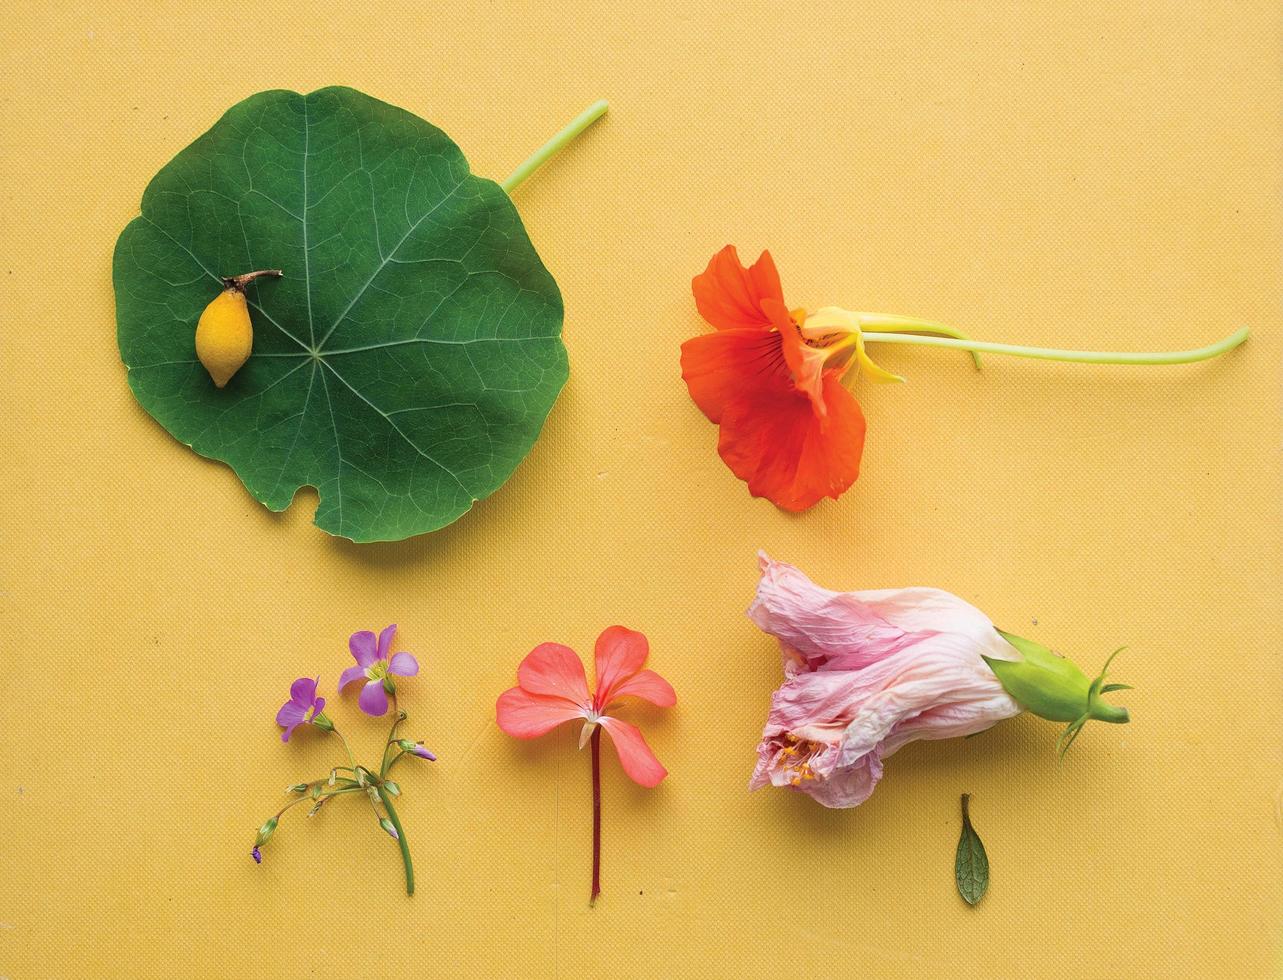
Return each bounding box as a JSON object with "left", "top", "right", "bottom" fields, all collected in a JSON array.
[
  {"left": 984, "top": 631, "right": 1093, "bottom": 722},
  {"left": 254, "top": 817, "right": 278, "bottom": 847},
  {"left": 985, "top": 632, "right": 1132, "bottom": 759},
  {"left": 311, "top": 713, "right": 335, "bottom": 733}
]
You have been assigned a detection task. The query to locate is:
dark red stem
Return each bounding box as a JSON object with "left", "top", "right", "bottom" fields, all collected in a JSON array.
[{"left": 590, "top": 725, "right": 602, "bottom": 905}]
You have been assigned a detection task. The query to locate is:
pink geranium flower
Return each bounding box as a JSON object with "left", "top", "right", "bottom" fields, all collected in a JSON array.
[
  {"left": 496, "top": 626, "right": 676, "bottom": 903},
  {"left": 747, "top": 554, "right": 1021, "bottom": 808},
  {"left": 339, "top": 624, "right": 419, "bottom": 717}
]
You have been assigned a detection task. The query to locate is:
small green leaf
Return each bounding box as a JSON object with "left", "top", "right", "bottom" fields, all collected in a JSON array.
[{"left": 955, "top": 793, "right": 989, "bottom": 906}]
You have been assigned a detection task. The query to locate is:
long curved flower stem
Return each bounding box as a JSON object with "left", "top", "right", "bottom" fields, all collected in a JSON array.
[
  {"left": 861, "top": 325, "right": 1249, "bottom": 365},
  {"left": 590, "top": 725, "right": 602, "bottom": 906},
  {"left": 855, "top": 314, "right": 983, "bottom": 370},
  {"left": 378, "top": 787, "right": 415, "bottom": 896},
  {"left": 501, "top": 100, "right": 609, "bottom": 194}
]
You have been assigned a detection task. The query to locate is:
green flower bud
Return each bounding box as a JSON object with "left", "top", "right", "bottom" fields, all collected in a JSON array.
[
  {"left": 397, "top": 739, "right": 416, "bottom": 752},
  {"left": 254, "top": 816, "right": 278, "bottom": 847},
  {"left": 286, "top": 783, "right": 309, "bottom": 795},
  {"left": 382, "top": 780, "right": 401, "bottom": 797},
  {"left": 984, "top": 631, "right": 1131, "bottom": 759}
]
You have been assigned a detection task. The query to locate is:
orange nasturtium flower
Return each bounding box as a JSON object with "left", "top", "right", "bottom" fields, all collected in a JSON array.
[
  {"left": 680, "top": 245, "right": 1249, "bottom": 512},
  {"left": 680, "top": 246, "right": 902, "bottom": 511}
]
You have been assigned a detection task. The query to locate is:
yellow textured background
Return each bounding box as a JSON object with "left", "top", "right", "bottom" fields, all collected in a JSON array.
[{"left": 2, "top": 2, "right": 1280, "bottom": 977}]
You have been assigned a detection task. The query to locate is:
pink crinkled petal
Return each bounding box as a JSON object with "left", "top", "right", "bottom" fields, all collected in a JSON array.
[
  {"left": 749, "top": 553, "right": 915, "bottom": 672},
  {"left": 750, "top": 553, "right": 1021, "bottom": 671},
  {"left": 748, "top": 554, "right": 1023, "bottom": 809}
]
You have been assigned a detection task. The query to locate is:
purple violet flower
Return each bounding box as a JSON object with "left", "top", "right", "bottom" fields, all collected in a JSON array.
[
  {"left": 251, "top": 846, "right": 262, "bottom": 864},
  {"left": 409, "top": 744, "right": 437, "bottom": 761},
  {"left": 339, "top": 625, "right": 419, "bottom": 717},
  {"left": 275, "top": 676, "right": 327, "bottom": 742}
]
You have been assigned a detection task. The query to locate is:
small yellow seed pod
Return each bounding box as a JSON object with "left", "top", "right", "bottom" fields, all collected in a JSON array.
[{"left": 195, "top": 269, "right": 282, "bottom": 388}]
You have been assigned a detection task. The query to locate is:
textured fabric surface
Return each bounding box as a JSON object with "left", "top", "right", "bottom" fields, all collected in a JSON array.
[{"left": 1, "top": 2, "right": 1279, "bottom": 977}]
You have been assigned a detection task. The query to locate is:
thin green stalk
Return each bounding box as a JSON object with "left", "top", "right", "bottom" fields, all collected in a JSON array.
[
  {"left": 381, "top": 699, "right": 405, "bottom": 778},
  {"left": 853, "top": 314, "right": 983, "bottom": 370},
  {"left": 332, "top": 730, "right": 358, "bottom": 770},
  {"left": 378, "top": 788, "right": 415, "bottom": 896},
  {"left": 861, "top": 325, "right": 1249, "bottom": 365},
  {"left": 274, "top": 786, "right": 360, "bottom": 819},
  {"left": 501, "top": 100, "right": 609, "bottom": 193}
]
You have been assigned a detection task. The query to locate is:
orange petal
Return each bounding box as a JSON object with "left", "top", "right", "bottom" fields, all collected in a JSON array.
[
  {"left": 692, "top": 245, "right": 785, "bottom": 331},
  {"left": 764, "top": 298, "right": 828, "bottom": 418},
  {"left": 717, "top": 376, "right": 866, "bottom": 511},
  {"left": 680, "top": 328, "right": 788, "bottom": 423},
  {"left": 516, "top": 642, "right": 591, "bottom": 706},
  {"left": 600, "top": 717, "right": 668, "bottom": 787},
  {"left": 496, "top": 687, "right": 586, "bottom": 739}
]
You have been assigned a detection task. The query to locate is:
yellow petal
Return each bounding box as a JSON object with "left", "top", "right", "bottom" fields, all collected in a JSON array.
[
  {"left": 803, "top": 307, "right": 905, "bottom": 383},
  {"left": 855, "top": 334, "right": 906, "bottom": 384}
]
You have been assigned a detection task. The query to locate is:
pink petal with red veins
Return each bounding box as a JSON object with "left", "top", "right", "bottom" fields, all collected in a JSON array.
[
  {"left": 599, "top": 717, "right": 667, "bottom": 787},
  {"left": 608, "top": 669, "right": 676, "bottom": 707},
  {"left": 496, "top": 687, "right": 586, "bottom": 739},
  {"left": 516, "top": 643, "right": 591, "bottom": 705},
  {"left": 592, "top": 626, "right": 649, "bottom": 708}
]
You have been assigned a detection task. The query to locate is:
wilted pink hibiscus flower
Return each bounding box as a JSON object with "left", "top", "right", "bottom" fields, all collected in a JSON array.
[
  {"left": 748, "top": 554, "right": 1130, "bottom": 808},
  {"left": 496, "top": 626, "right": 676, "bottom": 903}
]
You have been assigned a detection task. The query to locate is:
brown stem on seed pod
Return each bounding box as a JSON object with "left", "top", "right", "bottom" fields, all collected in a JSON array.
[{"left": 221, "top": 269, "right": 283, "bottom": 292}]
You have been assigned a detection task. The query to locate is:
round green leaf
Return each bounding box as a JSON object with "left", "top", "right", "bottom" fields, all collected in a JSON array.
[{"left": 114, "top": 87, "right": 567, "bottom": 542}]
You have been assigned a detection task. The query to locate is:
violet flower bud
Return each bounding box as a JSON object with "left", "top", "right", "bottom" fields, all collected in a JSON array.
[{"left": 398, "top": 739, "right": 437, "bottom": 761}]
